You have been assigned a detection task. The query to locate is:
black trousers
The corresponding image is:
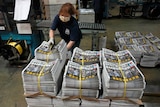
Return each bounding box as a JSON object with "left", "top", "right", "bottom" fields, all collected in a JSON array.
[{"left": 95, "top": 11, "right": 103, "bottom": 23}]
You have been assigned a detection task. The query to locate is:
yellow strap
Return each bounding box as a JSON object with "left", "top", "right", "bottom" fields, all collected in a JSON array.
[
  {"left": 37, "top": 64, "right": 46, "bottom": 94},
  {"left": 79, "top": 66, "right": 82, "bottom": 98},
  {"left": 46, "top": 53, "right": 50, "bottom": 62},
  {"left": 79, "top": 55, "right": 85, "bottom": 98},
  {"left": 116, "top": 53, "right": 127, "bottom": 98}
]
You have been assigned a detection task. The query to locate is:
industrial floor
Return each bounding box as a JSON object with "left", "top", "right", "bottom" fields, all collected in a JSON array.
[{"left": 0, "top": 17, "right": 160, "bottom": 107}]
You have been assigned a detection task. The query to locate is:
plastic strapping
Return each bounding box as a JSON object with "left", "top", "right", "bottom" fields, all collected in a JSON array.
[{"left": 116, "top": 53, "right": 127, "bottom": 98}]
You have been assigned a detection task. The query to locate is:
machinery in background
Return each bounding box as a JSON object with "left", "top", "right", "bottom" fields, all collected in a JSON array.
[
  {"left": 0, "top": 40, "right": 31, "bottom": 64},
  {"left": 0, "top": 0, "right": 44, "bottom": 64}
]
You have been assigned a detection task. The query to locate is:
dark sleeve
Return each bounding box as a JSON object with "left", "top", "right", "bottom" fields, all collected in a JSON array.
[
  {"left": 70, "top": 20, "right": 82, "bottom": 41},
  {"left": 50, "top": 15, "right": 59, "bottom": 30}
]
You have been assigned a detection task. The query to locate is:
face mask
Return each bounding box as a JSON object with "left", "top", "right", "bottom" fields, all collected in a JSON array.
[{"left": 59, "top": 15, "right": 70, "bottom": 22}]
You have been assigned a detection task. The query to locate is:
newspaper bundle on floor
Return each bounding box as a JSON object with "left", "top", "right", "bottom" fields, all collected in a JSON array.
[
  {"left": 114, "top": 31, "right": 143, "bottom": 40},
  {"left": 114, "top": 31, "right": 160, "bottom": 66},
  {"left": 110, "top": 99, "right": 143, "bottom": 107},
  {"left": 22, "top": 58, "right": 64, "bottom": 107},
  {"left": 101, "top": 48, "right": 136, "bottom": 64},
  {"left": 34, "top": 39, "right": 67, "bottom": 63},
  {"left": 145, "top": 33, "right": 160, "bottom": 50},
  {"left": 102, "top": 60, "right": 146, "bottom": 100},
  {"left": 58, "top": 61, "right": 103, "bottom": 106},
  {"left": 52, "top": 92, "right": 110, "bottom": 107},
  {"left": 114, "top": 31, "right": 148, "bottom": 64},
  {"left": 71, "top": 47, "right": 101, "bottom": 65},
  {"left": 119, "top": 44, "right": 142, "bottom": 63}
]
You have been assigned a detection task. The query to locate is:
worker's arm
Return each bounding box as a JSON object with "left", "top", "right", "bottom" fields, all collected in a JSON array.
[
  {"left": 48, "top": 29, "right": 55, "bottom": 44},
  {"left": 67, "top": 40, "right": 75, "bottom": 50},
  {"left": 49, "top": 29, "right": 55, "bottom": 39}
]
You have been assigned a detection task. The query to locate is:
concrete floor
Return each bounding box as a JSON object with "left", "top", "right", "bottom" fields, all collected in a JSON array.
[{"left": 0, "top": 18, "right": 160, "bottom": 107}]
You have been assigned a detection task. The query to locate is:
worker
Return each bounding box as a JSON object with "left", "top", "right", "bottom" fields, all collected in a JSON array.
[
  {"left": 82, "top": 0, "right": 88, "bottom": 8},
  {"left": 48, "top": 3, "right": 82, "bottom": 53},
  {"left": 93, "top": 0, "right": 105, "bottom": 23}
]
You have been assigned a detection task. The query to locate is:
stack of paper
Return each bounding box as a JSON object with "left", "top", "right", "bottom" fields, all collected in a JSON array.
[
  {"left": 119, "top": 45, "right": 142, "bottom": 63},
  {"left": 101, "top": 48, "right": 136, "bottom": 64},
  {"left": 53, "top": 91, "right": 110, "bottom": 107},
  {"left": 110, "top": 99, "right": 142, "bottom": 107},
  {"left": 22, "top": 58, "right": 65, "bottom": 107},
  {"left": 34, "top": 39, "right": 67, "bottom": 62},
  {"left": 71, "top": 47, "right": 101, "bottom": 65},
  {"left": 61, "top": 61, "right": 101, "bottom": 98},
  {"left": 26, "top": 95, "right": 54, "bottom": 107},
  {"left": 145, "top": 32, "right": 160, "bottom": 50},
  {"left": 114, "top": 31, "right": 143, "bottom": 41},
  {"left": 140, "top": 52, "right": 160, "bottom": 67},
  {"left": 22, "top": 59, "right": 62, "bottom": 96},
  {"left": 114, "top": 31, "right": 160, "bottom": 66},
  {"left": 125, "top": 31, "right": 143, "bottom": 38},
  {"left": 115, "top": 31, "right": 127, "bottom": 39},
  {"left": 102, "top": 61, "right": 146, "bottom": 99}
]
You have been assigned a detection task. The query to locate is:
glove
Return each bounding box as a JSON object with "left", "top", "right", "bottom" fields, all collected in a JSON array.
[{"left": 48, "top": 38, "right": 54, "bottom": 45}]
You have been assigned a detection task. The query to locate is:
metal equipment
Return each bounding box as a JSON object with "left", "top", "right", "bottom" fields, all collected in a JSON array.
[
  {"left": 79, "top": 22, "right": 107, "bottom": 50},
  {"left": 0, "top": 0, "right": 44, "bottom": 64}
]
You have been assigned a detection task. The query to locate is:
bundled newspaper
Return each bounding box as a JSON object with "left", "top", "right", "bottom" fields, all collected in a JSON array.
[
  {"left": 71, "top": 47, "right": 101, "bottom": 65},
  {"left": 102, "top": 61, "right": 146, "bottom": 99},
  {"left": 26, "top": 95, "right": 54, "bottom": 107},
  {"left": 110, "top": 99, "right": 143, "bottom": 107},
  {"left": 115, "top": 31, "right": 127, "bottom": 39},
  {"left": 115, "top": 31, "right": 160, "bottom": 67},
  {"left": 125, "top": 31, "right": 143, "bottom": 38},
  {"left": 22, "top": 59, "right": 62, "bottom": 97},
  {"left": 61, "top": 61, "right": 101, "bottom": 98},
  {"left": 115, "top": 31, "right": 143, "bottom": 40},
  {"left": 140, "top": 52, "right": 160, "bottom": 67},
  {"left": 22, "top": 57, "right": 67, "bottom": 107},
  {"left": 52, "top": 91, "right": 110, "bottom": 107},
  {"left": 145, "top": 32, "right": 160, "bottom": 44},
  {"left": 34, "top": 39, "right": 67, "bottom": 62},
  {"left": 145, "top": 32, "right": 160, "bottom": 50},
  {"left": 101, "top": 48, "right": 136, "bottom": 64}
]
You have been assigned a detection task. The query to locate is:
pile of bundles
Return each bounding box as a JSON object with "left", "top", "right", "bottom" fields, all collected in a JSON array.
[
  {"left": 23, "top": 46, "right": 146, "bottom": 107},
  {"left": 114, "top": 31, "right": 160, "bottom": 67},
  {"left": 71, "top": 47, "right": 101, "bottom": 65},
  {"left": 59, "top": 47, "right": 110, "bottom": 107},
  {"left": 101, "top": 48, "right": 146, "bottom": 107},
  {"left": 34, "top": 40, "right": 67, "bottom": 65},
  {"left": 22, "top": 40, "right": 67, "bottom": 107},
  {"left": 101, "top": 48, "right": 136, "bottom": 64}
]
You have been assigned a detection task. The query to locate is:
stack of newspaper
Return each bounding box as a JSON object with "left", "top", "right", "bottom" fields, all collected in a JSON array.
[
  {"left": 115, "top": 31, "right": 143, "bottom": 41},
  {"left": 115, "top": 31, "right": 160, "bottom": 66},
  {"left": 26, "top": 95, "right": 54, "bottom": 107},
  {"left": 71, "top": 47, "right": 101, "bottom": 65},
  {"left": 140, "top": 52, "right": 160, "bottom": 67},
  {"left": 52, "top": 93, "right": 110, "bottom": 107},
  {"left": 22, "top": 59, "right": 60, "bottom": 106},
  {"left": 22, "top": 57, "right": 66, "bottom": 107},
  {"left": 102, "top": 61, "right": 146, "bottom": 99},
  {"left": 114, "top": 32, "right": 145, "bottom": 64},
  {"left": 145, "top": 32, "right": 160, "bottom": 50},
  {"left": 34, "top": 39, "right": 67, "bottom": 62},
  {"left": 110, "top": 99, "right": 142, "bottom": 107},
  {"left": 22, "top": 59, "right": 59, "bottom": 96},
  {"left": 61, "top": 61, "right": 101, "bottom": 98},
  {"left": 145, "top": 32, "right": 160, "bottom": 44},
  {"left": 101, "top": 48, "right": 136, "bottom": 64},
  {"left": 119, "top": 45, "right": 142, "bottom": 63}
]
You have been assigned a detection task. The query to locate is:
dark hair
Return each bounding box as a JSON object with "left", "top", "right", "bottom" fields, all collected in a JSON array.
[{"left": 59, "top": 3, "right": 77, "bottom": 16}]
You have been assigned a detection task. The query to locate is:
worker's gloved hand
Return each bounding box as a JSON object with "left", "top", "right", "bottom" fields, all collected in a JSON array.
[{"left": 48, "top": 38, "right": 54, "bottom": 45}]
